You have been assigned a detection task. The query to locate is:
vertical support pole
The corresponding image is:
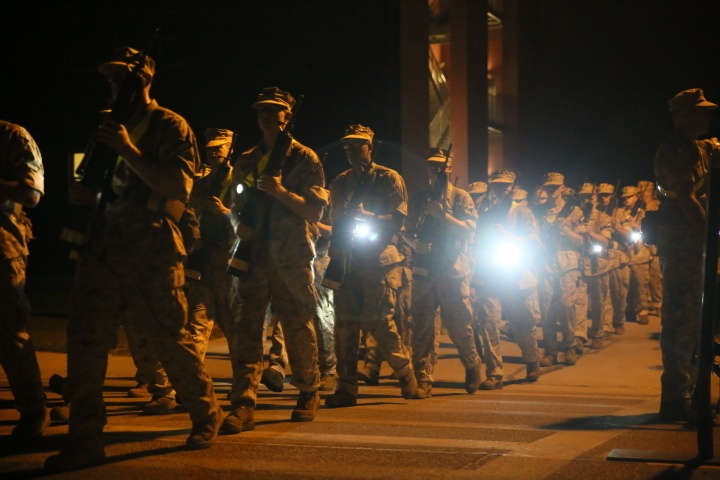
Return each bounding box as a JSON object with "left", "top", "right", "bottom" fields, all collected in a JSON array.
[{"left": 697, "top": 146, "right": 720, "bottom": 460}]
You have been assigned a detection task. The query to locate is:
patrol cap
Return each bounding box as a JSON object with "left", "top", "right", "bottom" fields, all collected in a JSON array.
[
  {"left": 668, "top": 88, "right": 718, "bottom": 112},
  {"left": 489, "top": 169, "right": 516, "bottom": 184},
  {"left": 578, "top": 182, "right": 595, "bottom": 195},
  {"left": 596, "top": 183, "right": 615, "bottom": 195},
  {"left": 542, "top": 172, "right": 564, "bottom": 186},
  {"left": 511, "top": 188, "right": 528, "bottom": 201},
  {"left": 467, "top": 181, "right": 488, "bottom": 195},
  {"left": 341, "top": 124, "right": 374, "bottom": 143},
  {"left": 252, "top": 87, "right": 295, "bottom": 111},
  {"left": 621, "top": 186, "right": 639, "bottom": 197},
  {"left": 204, "top": 128, "right": 234, "bottom": 147},
  {"left": 98, "top": 46, "right": 155, "bottom": 78},
  {"left": 426, "top": 147, "right": 452, "bottom": 163}
]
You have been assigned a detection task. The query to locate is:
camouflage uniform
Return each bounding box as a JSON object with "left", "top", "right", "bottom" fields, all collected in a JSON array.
[
  {"left": 228, "top": 139, "right": 327, "bottom": 408},
  {"left": 123, "top": 322, "right": 174, "bottom": 398},
  {"left": 328, "top": 161, "right": 414, "bottom": 398},
  {"left": 537, "top": 173, "right": 587, "bottom": 364},
  {"left": 360, "top": 235, "right": 413, "bottom": 378},
  {"left": 408, "top": 177, "right": 479, "bottom": 391},
  {"left": 185, "top": 152, "right": 238, "bottom": 362},
  {"left": 62, "top": 99, "right": 220, "bottom": 450},
  {"left": 263, "top": 309, "right": 288, "bottom": 383},
  {"left": 654, "top": 127, "right": 715, "bottom": 413},
  {"left": 474, "top": 179, "right": 543, "bottom": 382},
  {"left": 576, "top": 187, "right": 613, "bottom": 346},
  {"left": 312, "top": 236, "right": 337, "bottom": 379},
  {"left": 595, "top": 183, "right": 630, "bottom": 334},
  {"left": 637, "top": 180, "right": 663, "bottom": 321},
  {"left": 126, "top": 131, "right": 238, "bottom": 403},
  {"left": 0, "top": 120, "right": 46, "bottom": 431},
  {"left": 612, "top": 187, "right": 651, "bottom": 325},
  {"left": 262, "top": 239, "right": 336, "bottom": 384}
]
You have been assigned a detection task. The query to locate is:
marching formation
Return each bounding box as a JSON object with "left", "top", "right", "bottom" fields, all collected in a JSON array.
[{"left": 1, "top": 45, "right": 718, "bottom": 473}]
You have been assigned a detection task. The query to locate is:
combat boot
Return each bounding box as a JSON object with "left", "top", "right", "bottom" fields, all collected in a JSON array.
[
  {"left": 464, "top": 363, "right": 482, "bottom": 394},
  {"left": 539, "top": 354, "right": 556, "bottom": 367},
  {"left": 50, "top": 403, "right": 70, "bottom": 424},
  {"left": 358, "top": 366, "right": 380, "bottom": 386},
  {"left": 414, "top": 381, "right": 432, "bottom": 399},
  {"left": 12, "top": 407, "right": 49, "bottom": 440},
  {"left": 318, "top": 373, "right": 337, "bottom": 392},
  {"left": 638, "top": 314, "right": 650, "bottom": 325},
  {"left": 572, "top": 338, "right": 585, "bottom": 355},
  {"left": 589, "top": 336, "right": 603, "bottom": 350},
  {"left": 44, "top": 439, "right": 106, "bottom": 472},
  {"left": 397, "top": 370, "right": 418, "bottom": 399},
  {"left": 658, "top": 399, "right": 695, "bottom": 424},
  {"left": 48, "top": 374, "right": 65, "bottom": 395},
  {"left": 142, "top": 395, "right": 178, "bottom": 415},
  {"left": 127, "top": 382, "right": 151, "bottom": 398},
  {"left": 261, "top": 367, "right": 285, "bottom": 392},
  {"left": 480, "top": 375, "right": 503, "bottom": 390},
  {"left": 564, "top": 348, "right": 578, "bottom": 366},
  {"left": 221, "top": 405, "right": 255, "bottom": 434},
  {"left": 526, "top": 361, "right": 540, "bottom": 382},
  {"left": 291, "top": 390, "right": 320, "bottom": 422},
  {"left": 186, "top": 407, "right": 224, "bottom": 450},
  {"left": 325, "top": 390, "right": 357, "bottom": 408}
]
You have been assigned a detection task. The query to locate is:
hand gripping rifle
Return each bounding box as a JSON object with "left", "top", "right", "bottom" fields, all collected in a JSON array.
[
  {"left": 227, "top": 95, "right": 304, "bottom": 277},
  {"left": 413, "top": 144, "right": 452, "bottom": 279},
  {"left": 321, "top": 166, "right": 376, "bottom": 290},
  {"left": 185, "top": 132, "right": 238, "bottom": 281},
  {"left": 60, "top": 30, "right": 159, "bottom": 258}
]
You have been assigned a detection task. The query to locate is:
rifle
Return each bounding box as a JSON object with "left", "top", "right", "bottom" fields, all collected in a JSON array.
[
  {"left": 321, "top": 166, "right": 376, "bottom": 290},
  {"left": 185, "top": 132, "right": 238, "bottom": 281},
  {"left": 227, "top": 95, "right": 304, "bottom": 277},
  {"left": 600, "top": 178, "right": 622, "bottom": 215},
  {"left": 413, "top": 144, "right": 452, "bottom": 279},
  {"left": 60, "top": 30, "right": 159, "bottom": 258}
]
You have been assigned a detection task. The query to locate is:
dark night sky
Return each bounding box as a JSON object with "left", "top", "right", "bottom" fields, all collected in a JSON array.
[
  {"left": 1, "top": 0, "right": 719, "bottom": 273},
  {"left": 516, "top": 0, "right": 720, "bottom": 188}
]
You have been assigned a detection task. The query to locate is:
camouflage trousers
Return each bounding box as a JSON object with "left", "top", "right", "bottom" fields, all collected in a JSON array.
[
  {"left": 185, "top": 247, "right": 238, "bottom": 386},
  {"left": 229, "top": 259, "right": 319, "bottom": 407},
  {"left": 65, "top": 251, "right": 219, "bottom": 445},
  {"left": 334, "top": 262, "right": 412, "bottom": 396},
  {"left": 264, "top": 310, "right": 289, "bottom": 374},
  {"left": 309, "top": 252, "right": 337, "bottom": 376},
  {"left": 470, "top": 285, "right": 503, "bottom": 378},
  {"left": 363, "top": 265, "right": 412, "bottom": 371},
  {"left": 658, "top": 243, "right": 703, "bottom": 404},
  {"left": 258, "top": 249, "right": 338, "bottom": 377},
  {"left": 585, "top": 272, "right": 611, "bottom": 338},
  {"left": 539, "top": 252, "right": 587, "bottom": 356},
  {"left": 412, "top": 274, "right": 478, "bottom": 383},
  {"left": 500, "top": 287, "right": 541, "bottom": 364},
  {"left": 647, "top": 246, "right": 663, "bottom": 320},
  {"left": 0, "top": 255, "right": 46, "bottom": 413},
  {"left": 125, "top": 247, "right": 236, "bottom": 398}
]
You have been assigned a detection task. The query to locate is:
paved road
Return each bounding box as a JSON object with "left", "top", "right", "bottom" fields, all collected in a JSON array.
[{"left": 1, "top": 315, "right": 720, "bottom": 479}]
